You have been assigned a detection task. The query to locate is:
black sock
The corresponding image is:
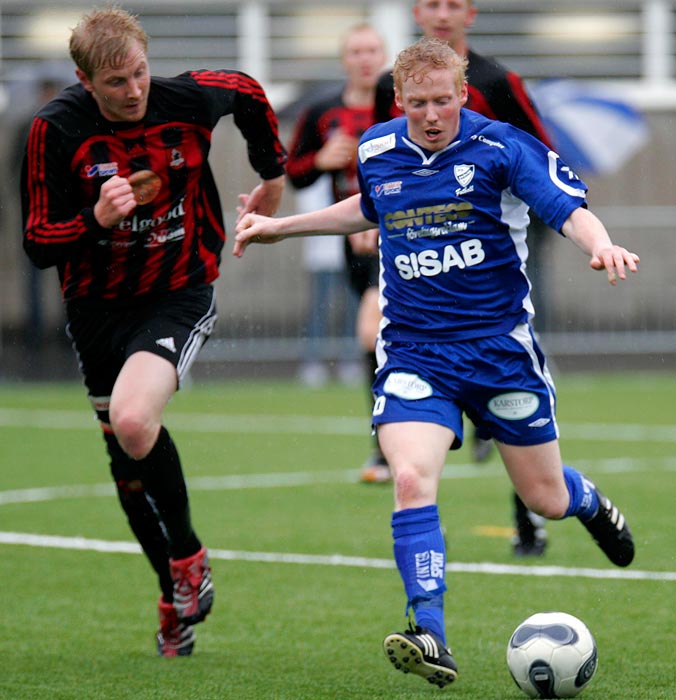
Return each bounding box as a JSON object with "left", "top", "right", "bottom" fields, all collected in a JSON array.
[
  {"left": 139, "top": 427, "right": 201, "bottom": 560},
  {"left": 105, "top": 432, "right": 174, "bottom": 599},
  {"left": 115, "top": 479, "right": 175, "bottom": 600}
]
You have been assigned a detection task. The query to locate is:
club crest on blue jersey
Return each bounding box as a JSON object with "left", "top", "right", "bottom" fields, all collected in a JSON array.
[{"left": 454, "top": 164, "right": 475, "bottom": 188}]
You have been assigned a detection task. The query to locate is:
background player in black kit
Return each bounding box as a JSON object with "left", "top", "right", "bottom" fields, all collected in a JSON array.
[
  {"left": 22, "top": 7, "right": 286, "bottom": 657},
  {"left": 286, "top": 23, "right": 388, "bottom": 479},
  {"left": 373, "top": 0, "right": 553, "bottom": 557}
]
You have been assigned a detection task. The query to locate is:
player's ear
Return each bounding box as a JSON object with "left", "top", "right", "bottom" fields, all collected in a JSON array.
[
  {"left": 459, "top": 80, "right": 468, "bottom": 107},
  {"left": 75, "top": 68, "right": 94, "bottom": 93},
  {"left": 465, "top": 5, "right": 478, "bottom": 29},
  {"left": 394, "top": 87, "right": 403, "bottom": 111}
]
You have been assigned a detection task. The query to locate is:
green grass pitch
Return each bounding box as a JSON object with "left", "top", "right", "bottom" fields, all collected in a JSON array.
[{"left": 1, "top": 372, "right": 675, "bottom": 699}]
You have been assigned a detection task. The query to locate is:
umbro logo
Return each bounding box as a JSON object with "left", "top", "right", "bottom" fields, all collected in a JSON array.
[
  {"left": 528, "top": 418, "right": 551, "bottom": 428},
  {"left": 156, "top": 337, "right": 177, "bottom": 353},
  {"left": 412, "top": 168, "right": 439, "bottom": 177}
]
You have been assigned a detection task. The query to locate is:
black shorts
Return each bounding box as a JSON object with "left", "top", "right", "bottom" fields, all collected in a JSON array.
[
  {"left": 344, "top": 238, "right": 379, "bottom": 298},
  {"left": 66, "top": 284, "right": 217, "bottom": 420}
]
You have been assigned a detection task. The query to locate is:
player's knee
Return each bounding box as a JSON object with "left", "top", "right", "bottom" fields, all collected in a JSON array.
[
  {"left": 109, "top": 409, "right": 158, "bottom": 460},
  {"left": 530, "top": 501, "right": 566, "bottom": 520},
  {"left": 522, "top": 489, "right": 568, "bottom": 520},
  {"left": 393, "top": 467, "right": 429, "bottom": 508}
]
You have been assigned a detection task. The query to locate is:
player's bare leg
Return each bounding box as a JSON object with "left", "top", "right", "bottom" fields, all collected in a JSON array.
[
  {"left": 498, "top": 441, "right": 633, "bottom": 566},
  {"left": 379, "top": 421, "right": 458, "bottom": 687}
]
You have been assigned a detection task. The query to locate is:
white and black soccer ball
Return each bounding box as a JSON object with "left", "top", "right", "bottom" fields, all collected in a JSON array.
[{"left": 506, "top": 611, "right": 598, "bottom": 698}]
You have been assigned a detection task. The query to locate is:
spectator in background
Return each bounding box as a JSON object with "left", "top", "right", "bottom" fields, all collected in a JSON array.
[
  {"left": 11, "top": 70, "right": 66, "bottom": 347},
  {"left": 296, "top": 176, "right": 360, "bottom": 387},
  {"left": 374, "top": 0, "right": 554, "bottom": 556},
  {"left": 286, "top": 23, "right": 388, "bottom": 467}
]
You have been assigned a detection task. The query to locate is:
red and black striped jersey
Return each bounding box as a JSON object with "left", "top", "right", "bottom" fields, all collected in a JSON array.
[
  {"left": 286, "top": 90, "right": 375, "bottom": 201},
  {"left": 22, "top": 69, "right": 287, "bottom": 307},
  {"left": 375, "top": 49, "right": 551, "bottom": 148}
]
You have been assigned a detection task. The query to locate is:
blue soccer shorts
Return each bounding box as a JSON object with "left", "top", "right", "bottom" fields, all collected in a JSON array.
[{"left": 371, "top": 323, "right": 559, "bottom": 449}]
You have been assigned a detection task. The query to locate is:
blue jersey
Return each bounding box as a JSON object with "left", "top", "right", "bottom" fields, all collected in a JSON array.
[{"left": 357, "top": 109, "right": 587, "bottom": 342}]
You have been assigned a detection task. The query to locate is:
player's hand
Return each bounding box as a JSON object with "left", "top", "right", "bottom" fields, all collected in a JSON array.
[
  {"left": 589, "top": 245, "right": 640, "bottom": 285},
  {"left": 233, "top": 213, "right": 285, "bottom": 257},
  {"left": 94, "top": 175, "right": 138, "bottom": 228},
  {"left": 348, "top": 228, "right": 379, "bottom": 255},
  {"left": 315, "top": 132, "right": 359, "bottom": 171},
  {"left": 236, "top": 175, "right": 285, "bottom": 223}
]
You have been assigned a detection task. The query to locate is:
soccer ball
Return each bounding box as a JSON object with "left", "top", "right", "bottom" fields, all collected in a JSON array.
[{"left": 506, "top": 612, "right": 598, "bottom": 698}]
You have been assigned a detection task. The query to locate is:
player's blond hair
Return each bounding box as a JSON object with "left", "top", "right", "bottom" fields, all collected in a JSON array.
[
  {"left": 393, "top": 37, "right": 467, "bottom": 94},
  {"left": 69, "top": 6, "right": 149, "bottom": 78}
]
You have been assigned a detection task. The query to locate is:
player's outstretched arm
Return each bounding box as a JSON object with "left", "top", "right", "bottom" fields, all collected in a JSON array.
[
  {"left": 561, "top": 207, "right": 640, "bottom": 285},
  {"left": 233, "top": 194, "right": 373, "bottom": 258}
]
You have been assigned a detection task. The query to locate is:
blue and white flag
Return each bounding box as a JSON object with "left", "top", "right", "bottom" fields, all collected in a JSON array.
[{"left": 530, "top": 79, "right": 650, "bottom": 176}]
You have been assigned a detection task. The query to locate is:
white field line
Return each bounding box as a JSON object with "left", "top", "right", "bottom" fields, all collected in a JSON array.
[
  {"left": 1, "top": 407, "right": 676, "bottom": 442},
  {"left": 2, "top": 457, "right": 676, "bottom": 506},
  {"left": 1, "top": 530, "right": 674, "bottom": 582},
  {"left": 0, "top": 465, "right": 493, "bottom": 505},
  {"left": 2, "top": 407, "right": 675, "bottom": 583}
]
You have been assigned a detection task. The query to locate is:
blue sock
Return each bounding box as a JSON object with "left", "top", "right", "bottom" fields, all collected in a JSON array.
[
  {"left": 392, "top": 505, "right": 447, "bottom": 644},
  {"left": 414, "top": 592, "right": 446, "bottom": 642},
  {"left": 562, "top": 465, "right": 599, "bottom": 521}
]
